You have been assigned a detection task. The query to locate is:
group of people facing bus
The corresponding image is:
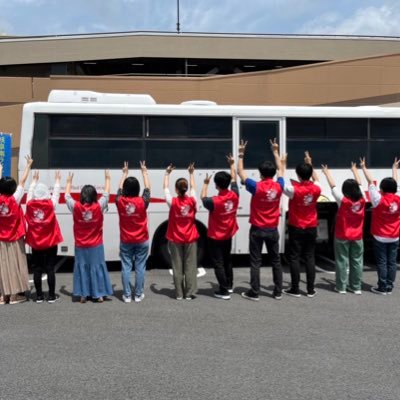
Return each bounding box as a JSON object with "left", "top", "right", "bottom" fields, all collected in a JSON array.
[{"left": 0, "top": 137, "right": 399, "bottom": 304}]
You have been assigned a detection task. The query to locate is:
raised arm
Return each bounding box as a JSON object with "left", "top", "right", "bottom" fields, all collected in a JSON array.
[
  {"left": 140, "top": 161, "right": 150, "bottom": 190},
  {"left": 270, "top": 138, "right": 281, "bottom": 171},
  {"left": 351, "top": 162, "right": 362, "bottom": 185},
  {"left": 27, "top": 170, "right": 39, "bottom": 202},
  {"left": 65, "top": 172, "right": 74, "bottom": 196},
  {"left": 188, "top": 162, "right": 196, "bottom": 191},
  {"left": 321, "top": 164, "right": 336, "bottom": 189},
  {"left": 237, "top": 140, "right": 248, "bottom": 182},
  {"left": 226, "top": 153, "right": 237, "bottom": 182},
  {"left": 304, "top": 151, "right": 319, "bottom": 182},
  {"left": 200, "top": 173, "right": 212, "bottom": 200},
  {"left": 104, "top": 170, "right": 111, "bottom": 194},
  {"left": 52, "top": 171, "right": 61, "bottom": 208},
  {"left": 392, "top": 157, "right": 400, "bottom": 183},
  {"left": 119, "top": 161, "right": 129, "bottom": 190},
  {"left": 19, "top": 155, "right": 34, "bottom": 188},
  {"left": 360, "top": 157, "right": 374, "bottom": 186},
  {"left": 163, "top": 164, "right": 174, "bottom": 190}
]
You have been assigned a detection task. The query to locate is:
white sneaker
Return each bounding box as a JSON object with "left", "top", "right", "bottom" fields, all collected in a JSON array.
[
  {"left": 334, "top": 287, "right": 346, "bottom": 294},
  {"left": 197, "top": 267, "right": 206, "bottom": 277},
  {"left": 348, "top": 288, "right": 362, "bottom": 295},
  {"left": 122, "top": 295, "right": 132, "bottom": 303},
  {"left": 134, "top": 293, "right": 145, "bottom": 303}
]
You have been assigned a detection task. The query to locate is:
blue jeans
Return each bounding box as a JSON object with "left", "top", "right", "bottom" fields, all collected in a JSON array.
[
  {"left": 120, "top": 241, "right": 149, "bottom": 298},
  {"left": 373, "top": 239, "right": 398, "bottom": 291}
]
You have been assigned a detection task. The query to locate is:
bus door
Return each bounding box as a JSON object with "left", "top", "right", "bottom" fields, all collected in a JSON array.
[{"left": 233, "top": 118, "right": 286, "bottom": 254}]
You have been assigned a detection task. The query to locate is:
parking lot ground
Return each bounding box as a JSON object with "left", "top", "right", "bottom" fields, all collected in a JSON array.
[{"left": 1, "top": 266, "right": 400, "bottom": 400}]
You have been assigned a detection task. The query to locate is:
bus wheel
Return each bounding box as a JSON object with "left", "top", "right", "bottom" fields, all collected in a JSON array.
[{"left": 151, "top": 221, "right": 208, "bottom": 269}]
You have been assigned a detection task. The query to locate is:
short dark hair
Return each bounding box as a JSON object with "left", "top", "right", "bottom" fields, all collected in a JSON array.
[
  {"left": 0, "top": 177, "right": 17, "bottom": 195},
  {"left": 122, "top": 177, "right": 140, "bottom": 197},
  {"left": 175, "top": 178, "right": 188, "bottom": 197},
  {"left": 214, "top": 171, "right": 231, "bottom": 190},
  {"left": 80, "top": 185, "right": 98, "bottom": 205},
  {"left": 296, "top": 163, "right": 313, "bottom": 181},
  {"left": 342, "top": 179, "right": 363, "bottom": 201},
  {"left": 258, "top": 161, "right": 276, "bottom": 178},
  {"left": 380, "top": 177, "right": 397, "bottom": 194}
]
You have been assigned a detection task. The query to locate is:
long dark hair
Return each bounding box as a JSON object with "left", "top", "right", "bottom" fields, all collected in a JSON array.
[
  {"left": 342, "top": 179, "right": 363, "bottom": 201},
  {"left": 122, "top": 177, "right": 140, "bottom": 197}
]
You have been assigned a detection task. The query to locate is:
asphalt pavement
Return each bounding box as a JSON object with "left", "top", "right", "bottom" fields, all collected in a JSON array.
[{"left": 1, "top": 265, "right": 400, "bottom": 400}]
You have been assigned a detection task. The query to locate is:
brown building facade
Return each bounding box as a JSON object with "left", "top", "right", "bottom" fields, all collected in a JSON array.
[{"left": 2, "top": 32, "right": 400, "bottom": 175}]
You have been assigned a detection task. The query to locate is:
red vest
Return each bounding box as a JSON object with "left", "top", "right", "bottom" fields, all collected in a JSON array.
[
  {"left": 288, "top": 181, "right": 321, "bottom": 229},
  {"left": 335, "top": 197, "right": 366, "bottom": 241},
  {"left": 117, "top": 196, "right": 149, "bottom": 244},
  {"left": 371, "top": 193, "right": 400, "bottom": 239},
  {"left": 26, "top": 199, "right": 63, "bottom": 250},
  {"left": 166, "top": 196, "right": 199, "bottom": 244},
  {"left": 0, "top": 194, "right": 25, "bottom": 242},
  {"left": 207, "top": 189, "right": 239, "bottom": 240},
  {"left": 250, "top": 179, "right": 283, "bottom": 229},
  {"left": 73, "top": 202, "right": 103, "bottom": 248}
]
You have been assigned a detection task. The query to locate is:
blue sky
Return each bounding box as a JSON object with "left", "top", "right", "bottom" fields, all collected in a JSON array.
[{"left": 0, "top": 0, "right": 399, "bottom": 37}]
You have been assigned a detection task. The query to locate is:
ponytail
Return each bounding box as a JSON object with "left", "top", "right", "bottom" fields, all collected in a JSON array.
[{"left": 175, "top": 178, "right": 188, "bottom": 197}]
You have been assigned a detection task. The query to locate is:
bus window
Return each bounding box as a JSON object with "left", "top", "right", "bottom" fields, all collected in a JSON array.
[
  {"left": 49, "top": 139, "right": 143, "bottom": 168},
  {"left": 49, "top": 114, "right": 143, "bottom": 138},
  {"left": 239, "top": 120, "right": 280, "bottom": 168},
  {"left": 145, "top": 140, "right": 231, "bottom": 168},
  {"left": 287, "top": 118, "right": 368, "bottom": 168},
  {"left": 32, "top": 113, "right": 144, "bottom": 168},
  {"left": 287, "top": 140, "right": 368, "bottom": 168},
  {"left": 148, "top": 116, "right": 232, "bottom": 139}
]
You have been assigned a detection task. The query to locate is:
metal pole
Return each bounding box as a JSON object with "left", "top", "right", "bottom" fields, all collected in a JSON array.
[{"left": 177, "top": 0, "right": 181, "bottom": 33}]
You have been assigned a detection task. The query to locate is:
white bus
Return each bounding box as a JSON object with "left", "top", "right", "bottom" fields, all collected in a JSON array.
[{"left": 19, "top": 90, "right": 400, "bottom": 265}]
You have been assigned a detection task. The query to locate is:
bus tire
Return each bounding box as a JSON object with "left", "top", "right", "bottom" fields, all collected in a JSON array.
[{"left": 151, "top": 220, "right": 208, "bottom": 269}]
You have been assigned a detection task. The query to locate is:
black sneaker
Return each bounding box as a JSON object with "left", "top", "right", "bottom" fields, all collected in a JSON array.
[
  {"left": 307, "top": 290, "right": 317, "bottom": 298},
  {"left": 273, "top": 292, "right": 282, "bottom": 300},
  {"left": 36, "top": 295, "right": 44, "bottom": 304},
  {"left": 227, "top": 288, "right": 234, "bottom": 294},
  {"left": 214, "top": 291, "right": 231, "bottom": 300},
  {"left": 371, "top": 287, "right": 387, "bottom": 295},
  {"left": 47, "top": 294, "right": 60, "bottom": 303},
  {"left": 241, "top": 291, "right": 259, "bottom": 301},
  {"left": 387, "top": 287, "right": 393, "bottom": 295},
  {"left": 283, "top": 288, "right": 301, "bottom": 298}
]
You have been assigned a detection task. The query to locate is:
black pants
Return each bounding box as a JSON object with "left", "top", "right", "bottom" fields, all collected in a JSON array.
[
  {"left": 32, "top": 246, "right": 58, "bottom": 297},
  {"left": 249, "top": 226, "right": 282, "bottom": 296},
  {"left": 288, "top": 225, "right": 317, "bottom": 292},
  {"left": 208, "top": 238, "right": 233, "bottom": 294}
]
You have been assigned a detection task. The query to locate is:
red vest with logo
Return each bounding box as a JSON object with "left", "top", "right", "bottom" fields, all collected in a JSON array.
[
  {"left": 288, "top": 181, "right": 321, "bottom": 229},
  {"left": 26, "top": 199, "right": 63, "bottom": 249},
  {"left": 249, "top": 179, "right": 283, "bottom": 229},
  {"left": 371, "top": 193, "right": 400, "bottom": 238},
  {"left": 73, "top": 202, "right": 103, "bottom": 248},
  {"left": 207, "top": 189, "right": 239, "bottom": 240},
  {"left": 335, "top": 197, "right": 366, "bottom": 241},
  {"left": 117, "top": 196, "right": 149, "bottom": 244},
  {"left": 166, "top": 195, "right": 199, "bottom": 244},
  {"left": 0, "top": 194, "right": 25, "bottom": 242}
]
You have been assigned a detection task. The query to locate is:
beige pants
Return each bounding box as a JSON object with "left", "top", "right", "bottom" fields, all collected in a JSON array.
[
  {"left": 0, "top": 239, "right": 29, "bottom": 295},
  {"left": 168, "top": 241, "right": 197, "bottom": 298}
]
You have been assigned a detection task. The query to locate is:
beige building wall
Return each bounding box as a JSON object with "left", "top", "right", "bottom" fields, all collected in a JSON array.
[{"left": 3, "top": 52, "right": 400, "bottom": 174}]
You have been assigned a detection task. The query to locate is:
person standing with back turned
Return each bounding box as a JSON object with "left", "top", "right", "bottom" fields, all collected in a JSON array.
[
  {"left": 238, "top": 139, "right": 285, "bottom": 301},
  {"left": 201, "top": 154, "right": 239, "bottom": 300},
  {"left": 283, "top": 151, "right": 321, "bottom": 298}
]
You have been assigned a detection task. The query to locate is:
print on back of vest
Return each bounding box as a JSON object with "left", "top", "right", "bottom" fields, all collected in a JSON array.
[
  {"left": 303, "top": 194, "right": 314, "bottom": 206},
  {"left": 32, "top": 209, "right": 45, "bottom": 222},
  {"left": 0, "top": 203, "right": 10, "bottom": 215},
  {"left": 125, "top": 203, "right": 136, "bottom": 215},
  {"left": 351, "top": 202, "right": 362, "bottom": 213},
  {"left": 224, "top": 200, "right": 234, "bottom": 212},
  {"left": 389, "top": 202, "right": 398, "bottom": 214},
  {"left": 180, "top": 205, "right": 190, "bottom": 217},
  {"left": 266, "top": 189, "right": 278, "bottom": 201},
  {"left": 82, "top": 211, "right": 93, "bottom": 222}
]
